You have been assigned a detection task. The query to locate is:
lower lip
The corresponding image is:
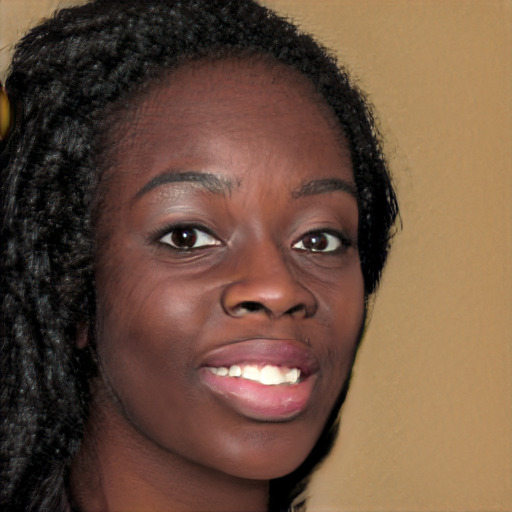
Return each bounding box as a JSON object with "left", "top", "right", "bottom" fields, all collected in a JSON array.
[{"left": 199, "top": 368, "right": 317, "bottom": 421}]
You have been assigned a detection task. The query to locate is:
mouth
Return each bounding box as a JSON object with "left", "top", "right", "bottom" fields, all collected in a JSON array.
[
  {"left": 198, "top": 339, "right": 319, "bottom": 422},
  {"left": 206, "top": 364, "right": 301, "bottom": 385}
]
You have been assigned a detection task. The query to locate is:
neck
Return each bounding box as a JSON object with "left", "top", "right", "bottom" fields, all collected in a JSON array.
[{"left": 69, "top": 386, "right": 269, "bottom": 512}]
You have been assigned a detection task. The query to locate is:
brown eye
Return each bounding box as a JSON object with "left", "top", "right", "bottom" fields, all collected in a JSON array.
[
  {"left": 159, "top": 227, "right": 221, "bottom": 250},
  {"left": 293, "top": 231, "right": 343, "bottom": 253}
]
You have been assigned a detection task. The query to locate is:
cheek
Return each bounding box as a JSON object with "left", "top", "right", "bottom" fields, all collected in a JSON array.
[
  {"left": 93, "top": 254, "right": 219, "bottom": 436},
  {"left": 317, "top": 266, "right": 365, "bottom": 390},
  {"left": 95, "top": 267, "right": 196, "bottom": 380},
  {"left": 95, "top": 243, "right": 211, "bottom": 342},
  {"left": 94, "top": 285, "right": 198, "bottom": 458},
  {"left": 315, "top": 260, "right": 365, "bottom": 335}
]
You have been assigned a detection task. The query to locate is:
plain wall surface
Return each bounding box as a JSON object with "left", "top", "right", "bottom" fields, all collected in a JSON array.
[{"left": 1, "top": 1, "right": 511, "bottom": 511}]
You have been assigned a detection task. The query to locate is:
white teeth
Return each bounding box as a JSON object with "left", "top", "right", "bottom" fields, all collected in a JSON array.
[
  {"left": 285, "top": 368, "right": 300, "bottom": 384},
  {"left": 228, "top": 364, "right": 242, "bottom": 377},
  {"left": 241, "top": 365, "right": 260, "bottom": 381},
  {"left": 207, "top": 364, "right": 301, "bottom": 385},
  {"left": 260, "top": 365, "right": 287, "bottom": 385},
  {"left": 208, "top": 367, "right": 229, "bottom": 376}
]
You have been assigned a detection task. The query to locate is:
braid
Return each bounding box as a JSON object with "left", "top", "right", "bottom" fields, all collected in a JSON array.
[{"left": 1, "top": 1, "right": 398, "bottom": 510}]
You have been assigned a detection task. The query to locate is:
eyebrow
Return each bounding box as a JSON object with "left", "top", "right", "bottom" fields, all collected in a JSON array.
[
  {"left": 292, "top": 178, "right": 358, "bottom": 199},
  {"left": 134, "top": 170, "right": 232, "bottom": 200}
]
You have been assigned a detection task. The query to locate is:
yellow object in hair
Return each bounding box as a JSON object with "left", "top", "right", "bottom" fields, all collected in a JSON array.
[{"left": 0, "top": 84, "right": 12, "bottom": 141}]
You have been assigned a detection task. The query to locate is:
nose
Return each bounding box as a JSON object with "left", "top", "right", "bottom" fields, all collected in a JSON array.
[{"left": 221, "top": 242, "right": 318, "bottom": 320}]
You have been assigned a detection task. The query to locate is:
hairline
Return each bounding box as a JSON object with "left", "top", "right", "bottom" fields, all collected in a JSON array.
[{"left": 93, "top": 51, "right": 352, "bottom": 225}]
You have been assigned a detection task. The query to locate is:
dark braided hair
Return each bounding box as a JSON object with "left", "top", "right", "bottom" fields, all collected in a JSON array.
[{"left": 0, "top": 1, "right": 398, "bottom": 510}]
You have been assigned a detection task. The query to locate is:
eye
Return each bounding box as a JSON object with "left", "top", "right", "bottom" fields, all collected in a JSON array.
[
  {"left": 292, "top": 231, "right": 348, "bottom": 253},
  {"left": 159, "top": 226, "right": 221, "bottom": 250}
]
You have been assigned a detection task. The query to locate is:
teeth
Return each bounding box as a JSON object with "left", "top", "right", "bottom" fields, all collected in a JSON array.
[
  {"left": 285, "top": 368, "right": 300, "bottom": 384},
  {"left": 241, "top": 366, "right": 260, "bottom": 381},
  {"left": 260, "top": 365, "right": 287, "bottom": 385},
  {"left": 208, "top": 367, "right": 228, "bottom": 376},
  {"left": 228, "top": 364, "right": 242, "bottom": 377},
  {"left": 207, "top": 364, "right": 301, "bottom": 385}
]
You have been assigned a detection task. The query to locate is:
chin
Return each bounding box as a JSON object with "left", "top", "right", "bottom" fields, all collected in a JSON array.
[{"left": 206, "top": 418, "right": 327, "bottom": 481}]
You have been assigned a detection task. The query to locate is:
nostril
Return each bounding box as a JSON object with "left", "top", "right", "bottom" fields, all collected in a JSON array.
[
  {"left": 230, "top": 301, "right": 266, "bottom": 317},
  {"left": 238, "top": 301, "right": 264, "bottom": 313},
  {"left": 231, "top": 301, "right": 308, "bottom": 318},
  {"left": 285, "top": 304, "right": 306, "bottom": 317}
]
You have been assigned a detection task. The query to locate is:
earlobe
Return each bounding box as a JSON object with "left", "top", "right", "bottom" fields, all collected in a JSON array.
[{"left": 75, "top": 323, "right": 90, "bottom": 349}]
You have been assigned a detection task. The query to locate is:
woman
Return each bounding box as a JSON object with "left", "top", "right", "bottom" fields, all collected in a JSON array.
[{"left": 0, "top": 1, "right": 398, "bottom": 510}]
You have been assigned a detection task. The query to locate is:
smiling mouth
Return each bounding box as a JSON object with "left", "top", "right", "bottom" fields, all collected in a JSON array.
[
  {"left": 206, "top": 364, "right": 301, "bottom": 385},
  {"left": 199, "top": 339, "right": 318, "bottom": 421}
]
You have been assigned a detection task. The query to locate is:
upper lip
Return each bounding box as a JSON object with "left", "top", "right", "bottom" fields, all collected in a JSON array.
[{"left": 199, "top": 338, "right": 319, "bottom": 376}]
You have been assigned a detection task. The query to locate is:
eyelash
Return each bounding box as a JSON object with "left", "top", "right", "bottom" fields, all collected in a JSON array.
[
  {"left": 292, "top": 229, "right": 353, "bottom": 254},
  {"left": 153, "top": 224, "right": 222, "bottom": 251},
  {"left": 152, "top": 224, "right": 353, "bottom": 254}
]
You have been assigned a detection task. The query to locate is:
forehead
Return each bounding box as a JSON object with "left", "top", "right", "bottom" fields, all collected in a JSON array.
[
  {"left": 141, "top": 56, "right": 341, "bottom": 126},
  {"left": 112, "top": 58, "right": 347, "bottom": 154},
  {"left": 101, "top": 57, "right": 352, "bottom": 197}
]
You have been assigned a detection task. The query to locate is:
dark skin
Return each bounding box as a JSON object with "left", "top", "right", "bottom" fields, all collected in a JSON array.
[{"left": 70, "top": 59, "right": 365, "bottom": 512}]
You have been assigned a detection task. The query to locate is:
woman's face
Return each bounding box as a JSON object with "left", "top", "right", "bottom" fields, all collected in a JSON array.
[{"left": 93, "top": 59, "right": 365, "bottom": 481}]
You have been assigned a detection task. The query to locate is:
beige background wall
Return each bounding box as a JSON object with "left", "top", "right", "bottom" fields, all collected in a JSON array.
[{"left": 1, "top": 1, "right": 510, "bottom": 511}]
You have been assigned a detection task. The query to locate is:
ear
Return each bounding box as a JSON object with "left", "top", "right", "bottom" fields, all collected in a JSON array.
[{"left": 75, "top": 323, "right": 90, "bottom": 349}]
